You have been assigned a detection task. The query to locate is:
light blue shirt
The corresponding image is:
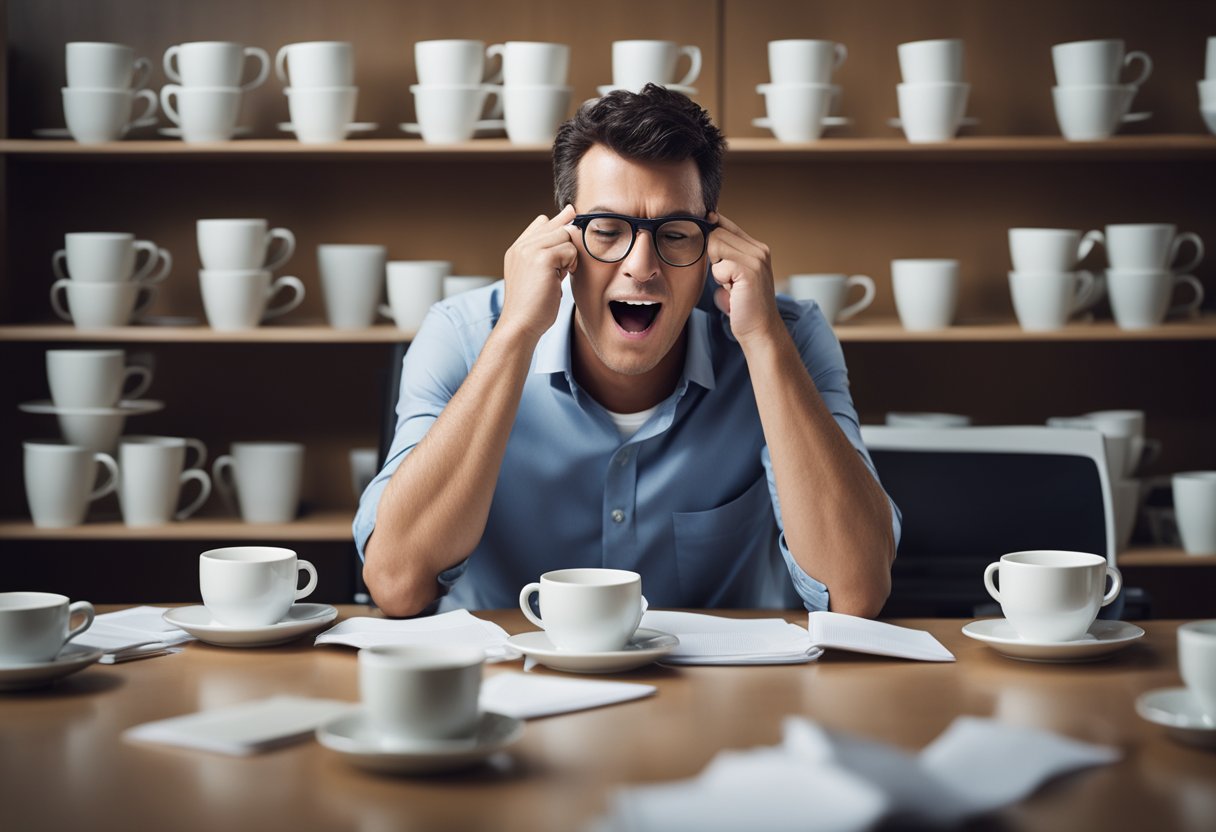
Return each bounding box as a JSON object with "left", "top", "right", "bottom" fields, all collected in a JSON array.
[{"left": 354, "top": 275, "right": 901, "bottom": 613}]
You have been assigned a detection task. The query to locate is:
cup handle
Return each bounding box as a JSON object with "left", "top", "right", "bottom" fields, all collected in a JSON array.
[
  {"left": 263, "top": 227, "right": 296, "bottom": 271},
  {"left": 1123, "top": 50, "right": 1153, "bottom": 88},
  {"left": 1169, "top": 232, "right": 1204, "bottom": 276},
  {"left": 1069, "top": 270, "right": 1097, "bottom": 314},
  {"left": 833, "top": 43, "right": 848, "bottom": 71},
  {"left": 263, "top": 275, "right": 305, "bottom": 320},
  {"left": 90, "top": 452, "right": 120, "bottom": 501},
  {"left": 52, "top": 249, "right": 70, "bottom": 280},
  {"left": 1101, "top": 564, "right": 1123, "bottom": 606},
  {"left": 130, "top": 284, "right": 157, "bottom": 322},
  {"left": 377, "top": 303, "right": 394, "bottom": 321},
  {"left": 159, "top": 85, "right": 181, "bottom": 126},
  {"left": 131, "top": 57, "right": 153, "bottom": 92},
  {"left": 483, "top": 83, "right": 504, "bottom": 120},
  {"left": 295, "top": 559, "right": 318, "bottom": 601},
  {"left": 1168, "top": 274, "right": 1205, "bottom": 318},
  {"left": 65, "top": 601, "right": 96, "bottom": 644},
  {"left": 184, "top": 437, "right": 208, "bottom": 470},
  {"left": 1077, "top": 229, "right": 1104, "bottom": 264},
  {"left": 838, "top": 274, "right": 876, "bottom": 321},
  {"left": 274, "top": 45, "right": 291, "bottom": 85},
  {"left": 484, "top": 43, "right": 505, "bottom": 85},
  {"left": 519, "top": 582, "right": 544, "bottom": 629},
  {"left": 676, "top": 45, "right": 702, "bottom": 87},
  {"left": 162, "top": 46, "right": 181, "bottom": 83},
  {"left": 49, "top": 279, "right": 73, "bottom": 321},
  {"left": 175, "top": 468, "right": 212, "bottom": 521},
  {"left": 121, "top": 364, "right": 154, "bottom": 401},
  {"left": 133, "top": 240, "right": 172, "bottom": 284},
  {"left": 130, "top": 88, "right": 159, "bottom": 128},
  {"left": 242, "top": 47, "right": 271, "bottom": 91},
  {"left": 212, "top": 454, "right": 239, "bottom": 515},
  {"left": 982, "top": 561, "right": 1002, "bottom": 603}
]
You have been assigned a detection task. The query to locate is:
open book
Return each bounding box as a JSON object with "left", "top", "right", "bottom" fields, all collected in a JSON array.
[{"left": 807, "top": 611, "right": 955, "bottom": 662}]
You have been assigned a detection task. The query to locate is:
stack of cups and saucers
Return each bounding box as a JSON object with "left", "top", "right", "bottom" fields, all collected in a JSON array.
[
  {"left": 1051, "top": 38, "right": 1153, "bottom": 141},
  {"left": 1198, "top": 36, "right": 1216, "bottom": 135},
  {"left": 1103, "top": 223, "right": 1204, "bottom": 330},
  {"left": 599, "top": 39, "right": 701, "bottom": 98},
  {"left": 160, "top": 40, "right": 269, "bottom": 143},
  {"left": 196, "top": 218, "right": 304, "bottom": 331},
  {"left": 754, "top": 38, "right": 848, "bottom": 142},
  {"left": 48, "top": 230, "right": 171, "bottom": 330},
  {"left": 404, "top": 39, "right": 505, "bottom": 144},
  {"left": 892, "top": 38, "right": 974, "bottom": 143},
  {"left": 276, "top": 40, "right": 376, "bottom": 143},
  {"left": 495, "top": 41, "right": 573, "bottom": 145},
  {"left": 1007, "top": 227, "right": 1105, "bottom": 332},
  {"left": 60, "top": 41, "right": 158, "bottom": 143}
]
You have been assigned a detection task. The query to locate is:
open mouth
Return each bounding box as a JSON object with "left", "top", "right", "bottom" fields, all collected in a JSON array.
[{"left": 609, "top": 300, "right": 662, "bottom": 334}]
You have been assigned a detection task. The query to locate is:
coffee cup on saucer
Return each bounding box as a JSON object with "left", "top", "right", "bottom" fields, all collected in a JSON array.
[
  {"left": 359, "top": 644, "right": 484, "bottom": 742},
  {"left": 984, "top": 550, "right": 1122, "bottom": 642},
  {"left": 519, "top": 568, "right": 643, "bottom": 652},
  {"left": 0, "top": 591, "right": 96, "bottom": 664},
  {"left": 1178, "top": 620, "right": 1216, "bottom": 719},
  {"left": 199, "top": 546, "right": 317, "bottom": 627}
]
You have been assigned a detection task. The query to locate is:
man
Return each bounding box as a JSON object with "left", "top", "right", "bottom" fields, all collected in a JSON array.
[{"left": 356, "top": 85, "right": 899, "bottom": 618}]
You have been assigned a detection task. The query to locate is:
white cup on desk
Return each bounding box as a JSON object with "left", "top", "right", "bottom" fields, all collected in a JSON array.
[
  {"left": 199, "top": 546, "right": 318, "bottom": 627},
  {"left": 1178, "top": 620, "right": 1216, "bottom": 720},
  {"left": 0, "top": 592, "right": 96, "bottom": 664},
  {"left": 66, "top": 41, "right": 152, "bottom": 91},
  {"left": 1173, "top": 472, "right": 1216, "bottom": 556},
  {"left": 47, "top": 349, "right": 153, "bottom": 409},
  {"left": 212, "top": 442, "right": 304, "bottom": 524},
  {"left": 62, "top": 87, "right": 158, "bottom": 143},
  {"left": 199, "top": 269, "right": 305, "bottom": 330},
  {"left": 118, "top": 436, "right": 211, "bottom": 527},
  {"left": 380, "top": 260, "right": 450, "bottom": 331},
  {"left": 53, "top": 232, "right": 172, "bottom": 284},
  {"left": 164, "top": 41, "right": 269, "bottom": 90},
  {"left": 275, "top": 41, "right": 353, "bottom": 88},
  {"left": 359, "top": 644, "right": 484, "bottom": 741},
  {"left": 612, "top": 40, "right": 701, "bottom": 91},
  {"left": 23, "top": 440, "right": 119, "bottom": 528},
  {"left": 519, "top": 568, "right": 644, "bottom": 652},
  {"left": 50, "top": 279, "right": 156, "bottom": 328},
  {"left": 984, "top": 550, "right": 1121, "bottom": 643},
  {"left": 197, "top": 219, "right": 296, "bottom": 271},
  {"left": 891, "top": 259, "right": 959, "bottom": 330},
  {"left": 318, "top": 244, "right": 386, "bottom": 329},
  {"left": 787, "top": 274, "right": 875, "bottom": 324}
]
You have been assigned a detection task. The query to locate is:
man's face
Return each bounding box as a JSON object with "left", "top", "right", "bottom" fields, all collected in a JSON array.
[{"left": 570, "top": 144, "right": 707, "bottom": 387}]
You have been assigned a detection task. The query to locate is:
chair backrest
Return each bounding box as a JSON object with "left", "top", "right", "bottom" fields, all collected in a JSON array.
[{"left": 861, "top": 426, "right": 1116, "bottom": 617}]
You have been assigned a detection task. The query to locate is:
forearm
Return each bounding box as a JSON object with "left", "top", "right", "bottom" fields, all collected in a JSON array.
[
  {"left": 363, "top": 322, "right": 540, "bottom": 615},
  {"left": 741, "top": 326, "right": 895, "bottom": 617}
]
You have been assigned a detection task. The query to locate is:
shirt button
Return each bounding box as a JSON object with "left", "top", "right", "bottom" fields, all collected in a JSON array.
[
  {"left": 617, "top": 452, "right": 630, "bottom": 467},
  {"left": 611, "top": 509, "right": 626, "bottom": 524}
]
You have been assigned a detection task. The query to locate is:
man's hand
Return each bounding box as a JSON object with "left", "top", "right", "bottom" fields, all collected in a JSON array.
[
  {"left": 500, "top": 204, "right": 580, "bottom": 341},
  {"left": 706, "top": 211, "right": 782, "bottom": 344}
]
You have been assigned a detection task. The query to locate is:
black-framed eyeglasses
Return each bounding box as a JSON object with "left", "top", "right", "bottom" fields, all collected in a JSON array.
[{"left": 571, "top": 213, "right": 717, "bottom": 268}]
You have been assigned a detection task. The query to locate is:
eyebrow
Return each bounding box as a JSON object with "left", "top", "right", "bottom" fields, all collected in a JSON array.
[{"left": 585, "top": 205, "right": 701, "bottom": 217}]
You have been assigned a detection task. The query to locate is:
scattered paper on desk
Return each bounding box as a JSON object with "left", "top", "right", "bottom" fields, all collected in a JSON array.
[
  {"left": 124, "top": 695, "right": 358, "bottom": 756},
  {"left": 592, "top": 716, "right": 1119, "bottom": 832},
  {"left": 807, "top": 611, "right": 955, "bottom": 662},
  {"left": 482, "top": 672, "right": 655, "bottom": 720},
  {"left": 314, "top": 609, "right": 522, "bottom": 662},
  {"left": 640, "top": 610, "right": 821, "bottom": 665},
  {"left": 73, "top": 605, "right": 194, "bottom": 663}
]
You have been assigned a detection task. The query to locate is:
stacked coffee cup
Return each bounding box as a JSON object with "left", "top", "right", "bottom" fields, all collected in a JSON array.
[
  {"left": 1051, "top": 38, "right": 1152, "bottom": 141},
  {"left": 62, "top": 41, "right": 158, "bottom": 143},
  {"left": 601, "top": 40, "right": 701, "bottom": 95},
  {"left": 160, "top": 41, "right": 269, "bottom": 142},
  {"left": 1007, "top": 228, "right": 1104, "bottom": 331},
  {"left": 408, "top": 39, "right": 505, "bottom": 144},
  {"left": 1199, "top": 36, "right": 1216, "bottom": 135},
  {"left": 49, "top": 231, "right": 171, "bottom": 329},
  {"left": 895, "top": 39, "right": 970, "bottom": 143},
  {"left": 755, "top": 39, "right": 847, "bottom": 142},
  {"left": 1103, "top": 223, "right": 1204, "bottom": 330},
  {"left": 197, "top": 218, "right": 304, "bottom": 331},
  {"left": 276, "top": 41, "right": 361, "bottom": 143},
  {"left": 495, "top": 41, "right": 573, "bottom": 145}
]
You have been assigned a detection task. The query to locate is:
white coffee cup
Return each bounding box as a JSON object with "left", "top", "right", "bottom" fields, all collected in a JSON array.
[
  {"left": 885, "top": 412, "right": 971, "bottom": 428},
  {"left": 1008, "top": 270, "right": 1097, "bottom": 331},
  {"left": 163, "top": 41, "right": 270, "bottom": 90},
  {"left": 349, "top": 447, "right": 379, "bottom": 501},
  {"left": 897, "top": 39, "right": 964, "bottom": 83},
  {"left": 410, "top": 83, "right": 504, "bottom": 144},
  {"left": 612, "top": 40, "right": 702, "bottom": 90},
  {"left": 891, "top": 258, "right": 959, "bottom": 330},
  {"left": 0, "top": 592, "right": 96, "bottom": 664},
  {"left": 212, "top": 442, "right": 305, "bottom": 524},
  {"left": 119, "top": 436, "right": 211, "bottom": 527},
  {"left": 23, "top": 441, "right": 119, "bottom": 528},
  {"left": 199, "top": 546, "right": 317, "bottom": 627},
  {"left": 47, "top": 349, "right": 153, "bottom": 409},
  {"left": 197, "top": 219, "right": 295, "bottom": 271},
  {"left": 1174, "top": 472, "right": 1216, "bottom": 556},
  {"left": 1052, "top": 39, "right": 1152, "bottom": 88},
  {"left": 1008, "top": 228, "right": 1103, "bottom": 273},
  {"left": 318, "top": 244, "right": 386, "bottom": 329},
  {"left": 380, "top": 260, "right": 450, "bottom": 330},
  {"left": 984, "top": 550, "right": 1122, "bottom": 643},
  {"left": 52, "top": 232, "right": 172, "bottom": 285},
  {"left": 160, "top": 85, "right": 242, "bottom": 143},
  {"left": 285, "top": 86, "right": 359, "bottom": 143},
  {"left": 486, "top": 41, "right": 570, "bottom": 86},
  {"left": 787, "top": 274, "right": 875, "bottom": 323},
  {"left": 415, "top": 39, "right": 500, "bottom": 86},
  {"left": 1052, "top": 85, "right": 1136, "bottom": 141},
  {"left": 756, "top": 82, "right": 834, "bottom": 142},
  {"left": 275, "top": 41, "right": 353, "bottom": 88},
  {"left": 1200, "top": 78, "right": 1216, "bottom": 109},
  {"left": 896, "top": 82, "right": 970, "bottom": 143},
  {"left": 503, "top": 84, "right": 572, "bottom": 144},
  {"left": 1082, "top": 409, "right": 1160, "bottom": 475},
  {"left": 519, "top": 568, "right": 643, "bottom": 652},
  {"left": 442, "top": 275, "right": 496, "bottom": 298},
  {"left": 768, "top": 39, "right": 847, "bottom": 85},
  {"left": 359, "top": 645, "right": 484, "bottom": 742},
  {"left": 1179, "top": 621, "right": 1216, "bottom": 719},
  {"left": 66, "top": 42, "right": 151, "bottom": 90},
  {"left": 1048, "top": 413, "right": 1142, "bottom": 480},
  {"left": 50, "top": 279, "right": 156, "bottom": 328},
  {"left": 199, "top": 269, "right": 305, "bottom": 331},
  {"left": 1106, "top": 269, "right": 1204, "bottom": 330},
  {"left": 62, "top": 87, "right": 158, "bottom": 143},
  {"left": 1102, "top": 224, "right": 1205, "bottom": 273}
]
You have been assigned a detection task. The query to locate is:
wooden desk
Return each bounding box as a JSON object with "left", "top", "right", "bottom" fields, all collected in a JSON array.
[{"left": 1, "top": 610, "right": 1213, "bottom": 832}]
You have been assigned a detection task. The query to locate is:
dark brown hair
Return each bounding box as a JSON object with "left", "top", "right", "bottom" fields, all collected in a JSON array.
[{"left": 553, "top": 84, "right": 726, "bottom": 215}]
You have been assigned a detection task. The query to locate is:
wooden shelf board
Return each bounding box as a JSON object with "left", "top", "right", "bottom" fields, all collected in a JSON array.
[
  {"left": 1117, "top": 546, "right": 1216, "bottom": 568},
  {"left": 0, "top": 323, "right": 415, "bottom": 343},
  {"left": 830, "top": 315, "right": 1216, "bottom": 342},
  {"left": 0, "top": 138, "right": 553, "bottom": 161},
  {"left": 0, "top": 510, "right": 356, "bottom": 541}
]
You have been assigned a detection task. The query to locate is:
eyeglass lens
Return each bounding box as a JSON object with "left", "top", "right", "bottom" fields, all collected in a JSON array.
[{"left": 583, "top": 217, "right": 706, "bottom": 266}]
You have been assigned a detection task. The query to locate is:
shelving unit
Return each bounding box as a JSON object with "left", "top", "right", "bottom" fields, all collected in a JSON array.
[{"left": 0, "top": 511, "right": 355, "bottom": 541}]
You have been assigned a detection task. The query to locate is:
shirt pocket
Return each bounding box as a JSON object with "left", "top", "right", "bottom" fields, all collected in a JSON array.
[{"left": 672, "top": 475, "right": 776, "bottom": 606}]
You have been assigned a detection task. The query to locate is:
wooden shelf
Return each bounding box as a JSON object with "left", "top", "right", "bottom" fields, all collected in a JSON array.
[
  {"left": 0, "top": 510, "right": 356, "bottom": 541},
  {"left": 3, "top": 134, "right": 1213, "bottom": 162},
  {"left": 828, "top": 315, "right": 1216, "bottom": 342},
  {"left": 1117, "top": 546, "right": 1216, "bottom": 567},
  {"left": 0, "top": 323, "right": 415, "bottom": 343}
]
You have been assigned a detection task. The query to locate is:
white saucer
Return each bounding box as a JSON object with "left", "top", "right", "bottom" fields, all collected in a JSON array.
[
  {"left": 752, "top": 116, "right": 853, "bottom": 130},
  {"left": 317, "top": 710, "right": 523, "bottom": 775},
  {"left": 962, "top": 618, "right": 1145, "bottom": 662},
  {"left": 33, "top": 127, "right": 72, "bottom": 139},
  {"left": 162, "top": 603, "right": 338, "bottom": 648},
  {"left": 1122, "top": 111, "right": 1152, "bottom": 123},
  {"left": 1135, "top": 687, "right": 1216, "bottom": 749},
  {"left": 506, "top": 627, "right": 679, "bottom": 674},
  {"left": 597, "top": 83, "right": 697, "bottom": 96},
  {"left": 158, "top": 126, "right": 252, "bottom": 138},
  {"left": 0, "top": 643, "right": 104, "bottom": 691},
  {"left": 398, "top": 120, "right": 506, "bottom": 139},
  {"left": 18, "top": 398, "right": 164, "bottom": 416},
  {"left": 277, "top": 122, "right": 378, "bottom": 134},
  {"left": 887, "top": 115, "right": 980, "bottom": 129}
]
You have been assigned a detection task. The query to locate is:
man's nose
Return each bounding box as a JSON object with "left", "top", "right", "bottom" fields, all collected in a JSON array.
[{"left": 623, "top": 229, "right": 661, "bottom": 283}]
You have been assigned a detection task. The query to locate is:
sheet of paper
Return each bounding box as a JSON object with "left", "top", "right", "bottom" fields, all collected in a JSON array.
[
  {"left": 640, "top": 610, "right": 820, "bottom": 665},
  {"left": 74, "top": 605, "right": 194, "bottom": 662},
  {"left": 314, "top": 609, "right": 521, "bottom": 661},
  {"left": 807, "top": 611, "right": 955, "bottom": 662},
  {"left": 481, "top": 672, "right": 655, "bottom": 720}
]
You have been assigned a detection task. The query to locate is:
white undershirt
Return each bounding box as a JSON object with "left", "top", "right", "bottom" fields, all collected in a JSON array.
[{"left": 605, "top": 405, "right": 659, "bottom": 439}]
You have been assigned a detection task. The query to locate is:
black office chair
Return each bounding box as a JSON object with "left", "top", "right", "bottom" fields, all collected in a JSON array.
[{"left": 862, "top": 426, "right": 1147, "bottom": 619}]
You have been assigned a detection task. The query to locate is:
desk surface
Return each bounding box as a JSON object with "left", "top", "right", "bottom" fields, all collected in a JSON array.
[{"left": 1, "top": 609, "right": 1213, "bottom": 832}]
